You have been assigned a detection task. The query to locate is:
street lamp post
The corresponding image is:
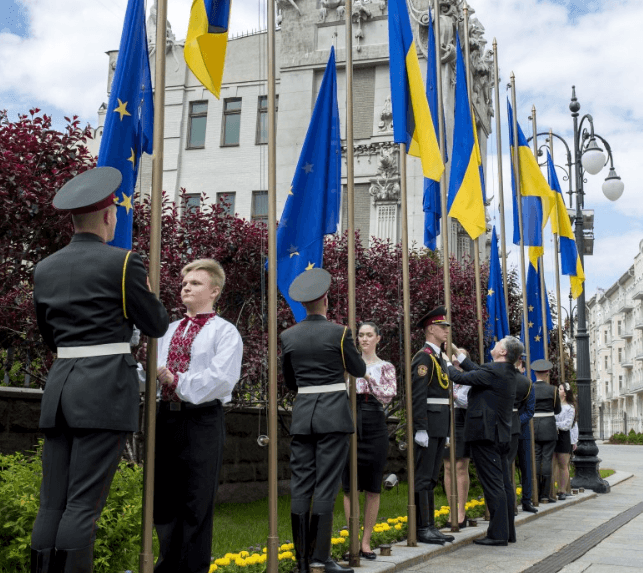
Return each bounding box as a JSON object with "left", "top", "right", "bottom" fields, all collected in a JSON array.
[{"left": 536, "top": 86, "right": 624, "bottom": 493}]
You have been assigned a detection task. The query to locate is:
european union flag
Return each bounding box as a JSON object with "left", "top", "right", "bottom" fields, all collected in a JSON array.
[
  {"left": 422, "top": 9, "right": 441, "bottom": 250},
  {"left": 486, "top": 226, "right": 509, "bottom": 359},
  {"left": 99, "top": 0, "right": 153, "bottom": 249},
  {"left": 546, "top": 151, "right": 585, "bottom": 299},
  {"left": 522, "top": 260, "right": 553, "bottom": 379},
  {"left": 447, "top": 35, "right": 485, "bottom": 240},
  {"left": 276, "top": 48, "right": 341, "bottom": 322}
]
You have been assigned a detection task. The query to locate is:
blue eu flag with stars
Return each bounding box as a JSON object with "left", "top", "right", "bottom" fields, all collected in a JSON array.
[
  {"left": 99, "top": 0, "right": 153, "bottom": 249},
  {"left": 485, "top": 226, "right": 509, "bottom": 360},
  {"left": 276, "top": 47, "right": 341, "bottom": 322},
  {"left": 521, "top": 261, "right": 553, "bottom": 380}
]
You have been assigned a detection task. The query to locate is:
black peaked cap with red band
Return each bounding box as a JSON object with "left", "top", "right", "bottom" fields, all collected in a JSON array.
[
  {"left": 52, "top": 167, "right": 122, "bottom": 214},
  {"left": 416, "top": 305, "right": 451, "bottom": 329}
]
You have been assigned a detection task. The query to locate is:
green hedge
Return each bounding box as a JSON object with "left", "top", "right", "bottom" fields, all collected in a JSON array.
[{"left": 609, "top": 429, "right": 643, "bottom": 445}]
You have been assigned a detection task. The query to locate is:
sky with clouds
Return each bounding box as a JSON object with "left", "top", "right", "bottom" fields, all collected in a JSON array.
[{"left": 1, "top": 0, "right": 641, "bottom": 303}]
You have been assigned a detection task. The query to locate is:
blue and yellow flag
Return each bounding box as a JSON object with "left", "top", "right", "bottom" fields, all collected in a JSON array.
[
  {"left": 388, "top": 0, "right": 444, "bottom": 181},
  {"left": 507, "top": 100, "right": 556, "bottom": 261},
  {"left": 276, "top": 48, "right": 341, "bottom": 322},
  {"left": 546, "top": 151, "right": 585, "bottom": 299},
  {"left": 522, "top": 260, "right": 553, "bottom": 379},
  {"left": 99, "top": 0, "right": 153, "bottom": 249},
  {"left": 422, "top": 9, "right": 441, "bottom": 250},
  {"left": 486, "top": 226, "right": 509, "bottom": 359},
  {"left": 447, "top": 35, "right": 485, "bottom": 240},
  {"left": 184, "top": 0, "right": 231, "bottom": 98}
]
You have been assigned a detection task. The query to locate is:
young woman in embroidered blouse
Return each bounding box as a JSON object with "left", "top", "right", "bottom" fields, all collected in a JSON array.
[
  {"left": 341, "top": 322, "right": 397, "bottom": 560},
  {"left": 553, "top": 383, "right": 576, "bottom": 501}
]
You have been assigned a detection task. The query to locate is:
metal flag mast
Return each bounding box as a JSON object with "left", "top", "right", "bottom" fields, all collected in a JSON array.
[
  {"left": 462, "top": 4, "right": 485, "bottom": 364},
  {"left": 432, "top": 0, "right": 458, "bottom": 534},
  {"left": 140, "top": 0, "right": 168, "bottom": 570},
  {"left": 509, "top": 75, "right": 539, "bottom": 508},
  {"left": 266, "top": 0, "right": 279, "bottom": 568},
  {"left": 345, "top": 0, "right": 361, "bottom": 564}
]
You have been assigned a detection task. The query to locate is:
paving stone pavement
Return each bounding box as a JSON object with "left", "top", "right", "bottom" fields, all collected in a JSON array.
[{"left": 354, "top": 443, "right": 642, "bottom": 573}]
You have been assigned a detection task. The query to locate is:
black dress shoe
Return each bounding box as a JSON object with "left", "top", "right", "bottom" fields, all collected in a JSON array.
[
  {"left": 473, "top": 537, "right": 508, "bottom": 547},
  {"left": 445, "top": 520, "right": 467, "bottom": 529},
  {"left": 557, "top": 492, "right": 567, "bottom": 501},
  {"left": 417, "top": 528, "right": 446, "bottom": 545},
  {"left": 522, "top": 501, "right": 538, "bottom": 514},
  {"left": 359, "top": 550, "right": 377, "bottom": 560},
  {"left": 318, "top": 559, "right": 353, "bottom": 573}
]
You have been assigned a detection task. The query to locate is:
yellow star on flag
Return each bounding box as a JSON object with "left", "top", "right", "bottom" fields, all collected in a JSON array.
[
  {"left": 528, "top": 305, "right": 534, "bottom": 312},
  {"left": 114, "top": 98, "right": 131, "bottom": 121},
  {"left": 288, "top": 186, "right": 294, "bottom": 196},
  {"left": 127, "top": 148, "right": 136, "bottom": 168},
  {"left": 305, "top": 262, "right": 315, "bottom": 270},
  {"left": 488, "top": 288, "right": 495, "bottom": 296},
  {"left": 118, "top": 193, "right": 133, "bottom": 214},
  {"left": 534, "top": 335, "right": 541, "bottom": 342}
]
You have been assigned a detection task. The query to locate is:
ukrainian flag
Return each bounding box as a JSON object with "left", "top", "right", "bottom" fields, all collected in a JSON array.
[
  {"left": 184, "top": 0, "right": 231, "bottom": 99},
  {"left": 388, "top": 0, "right": 443, "bottom": 181},
  {"left": 546, "top": 151, "right": 585, "bottom": 299},
  {"left": 447, "top": 35, "right": 485, "bottom": 240}
]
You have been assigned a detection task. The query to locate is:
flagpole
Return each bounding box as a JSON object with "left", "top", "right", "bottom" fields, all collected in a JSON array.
[
  {"left": 549, "top": 130, "right": 566, "bottom": 387},
  {"left": 345, "top": 0, "right": 360, "bottom": 565},
  {"left": 140, "top": 0, "right": 168, "bottom": 570},
  {"left": 531, "top": 107, "right": 549, "bottom": 361},
  {"left": 266, "top": 0, "right": 279, "bottom": 569},
  {"left": 462, "top": 5, "right": 485, "bottom": 363},
  {"left": 492, "top": 39, "right": 509, "bottom": 314},
  {"left": 510, "top": 74, "right": 538, "bottom": 507},
  {"left": 433, "top": 0, "right": 458, "bottom": 534}
]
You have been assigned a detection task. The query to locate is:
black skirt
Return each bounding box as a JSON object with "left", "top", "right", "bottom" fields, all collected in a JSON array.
[
  {"left": 442, "top": 408, "right": 471, "bottom": 460},
  {"left": 554, "top": 429, "right": 572, "bottom": 454},
  {"left": 342, "top": 396, "right": 389, "bottom": 494}
]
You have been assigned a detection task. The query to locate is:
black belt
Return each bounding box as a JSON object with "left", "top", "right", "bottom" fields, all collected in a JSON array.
[{"left": 159, "top": 399, "right": 221, "bottom": 412}]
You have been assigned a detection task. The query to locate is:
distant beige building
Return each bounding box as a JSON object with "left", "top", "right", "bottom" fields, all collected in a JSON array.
[
  {"left": 588, "top": 239, "right": 643, "bottom": 438},
  {"left": 92, "top": 0, "right": 494, "bottom": 259}
]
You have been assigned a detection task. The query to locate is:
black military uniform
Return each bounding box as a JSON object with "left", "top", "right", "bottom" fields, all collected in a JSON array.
[
  {"left": 30, "top": 168, "right": 169, "bottom": 573},
  {"left": 449, "top": 356, "right": 518, "bottom": 545},
  {"left": 507, "top": 372, "right": 533, "bottom": 513},
  {"left": 411, "top": 306, "right": 453, "bottom": 545},
  {"left": 531, "top": 359, "right": 561, "bottom": 503},
  {"left": 281, "top": 269, "right": 366, "bottom": 573}
]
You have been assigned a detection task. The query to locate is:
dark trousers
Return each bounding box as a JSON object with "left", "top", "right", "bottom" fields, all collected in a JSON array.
[
  {"left": 31, "top": 425, "right": 127, "bottom": 551},
  {"left": 414, "top": 435, "right": 446, "bottom": 492},
  {"left": 517, "top": 438, "right": 533, "bottom": 502},
  {"left": 534, "top": 439, "right": 556, "bottom": 476},
  {"left": 154, "top": 402, "right": 225, "bottom": 573},
  {"left": 290, "top": 432, "right": 350, "bottom": 514},
  {"left": 470, "top": 439, "right": 515, "bottom": 542}
]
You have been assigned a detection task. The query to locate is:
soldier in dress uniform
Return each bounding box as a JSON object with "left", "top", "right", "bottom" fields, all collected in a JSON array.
[
  {"left": 30, "top": 167, "right": 169, "bottom": 573},
  {"left": 507, "top": 361, "right": 535, "bottom": 514},
  {"left": 281, "top": 269, "right": 367, "bottom": 573},
  {"left": 511, "top": 357, "right": 538, "bottom": 513},
  {"left": 531, "top": 359, "right": 562, "bottom": 504},
  {"left": 411, "top": 306, "right": 455, "bottom": 545}
]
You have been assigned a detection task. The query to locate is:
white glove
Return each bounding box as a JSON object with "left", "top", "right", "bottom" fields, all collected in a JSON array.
[
  {"left": 414, "top": 430, "right": 429, "bottom": 448},
  {"left": 445, "top": 436, "right": 450, "bottom": 446}
]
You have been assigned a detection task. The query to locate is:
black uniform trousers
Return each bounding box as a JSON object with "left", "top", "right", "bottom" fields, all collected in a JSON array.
[
  {"left": 290, "top": 432, "right": 350, "bottom": 515},
  {"left": 414, "top": 436, "right": 446, "bottom": 492},
  {"left": 470, "top": 438, "right": 515, "bottom": 542},
  {"left": 154, "top": 401, "right": 225, "bottom": 573},
  {"left": 517, "top": 438, "right": 534, "bottom": 502},
  {"left": 31, "top": 414, "right": 127, "bottom": 551},
  {"left": 534, "top": 439, "right": 557, "bottom": 476}
]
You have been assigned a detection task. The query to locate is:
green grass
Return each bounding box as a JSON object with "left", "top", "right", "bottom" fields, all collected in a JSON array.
[{"left": 210, "top": 482, "right": 484, "bottom": 558}]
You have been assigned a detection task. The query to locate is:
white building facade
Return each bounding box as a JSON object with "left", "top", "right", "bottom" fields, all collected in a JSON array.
[{"left": 588, "top": 239, "right": 643, "bottom": 439}]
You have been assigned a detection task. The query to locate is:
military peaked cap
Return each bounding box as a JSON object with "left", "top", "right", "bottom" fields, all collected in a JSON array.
[
  {"left": 531, "top": 359, "right": 553, "bottom": 372},
  {"left": 416, "top": 305, "right": 450, "bottom": 329},
  {"left": 53, "top": 167, "right": 122, "bottom": 214},
  {"left": 289, "top": 268, "right": 331, "bottom": 303}
]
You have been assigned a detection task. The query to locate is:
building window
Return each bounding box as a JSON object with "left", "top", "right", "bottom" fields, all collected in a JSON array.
[
  {"left": 604, "top": 356, "right": 609, "bottom": 369},
  {"left": 185, "top": 193, "right": 200, "bottom": 213},
  {"left": 618, "top": 320, "right": 622, "bottom": 335},
  {"left": 222, "top": 98, "right": 242, "bottom": 146},
  {"left": 216, "top": 192, "right": 236, "bottom": 216},
  {"left": 618, "top": 348, "right": 623, "bottom": 362},
  {"left": 619, "top": 375, "right": 623, "bottom": 389},
  {"left": 187, "top": 101, "right": 208, "bottom": 149},
  {"left": 256, "top": 95, "right": 278, "bottom": 145},
  {"left": 251, "top": 191, "right": 268, "bottom": 223}
]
